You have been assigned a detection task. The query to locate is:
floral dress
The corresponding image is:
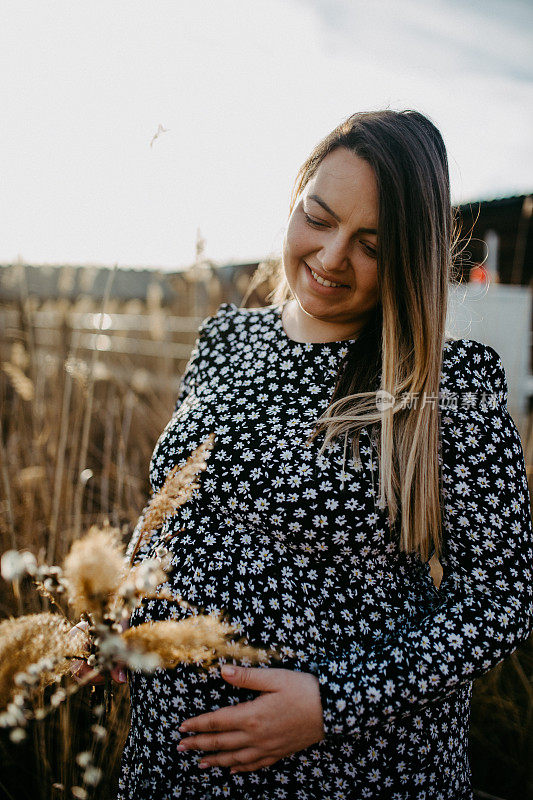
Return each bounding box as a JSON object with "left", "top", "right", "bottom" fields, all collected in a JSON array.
[{"left": 117, "top": 302, "right": 533, "bottom": 800}]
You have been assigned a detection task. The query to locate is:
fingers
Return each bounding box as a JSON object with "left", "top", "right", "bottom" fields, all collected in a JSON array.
[
  {"left": 110, "top": 664, "right": 128, "bottom": 684},
  {"left": 71, "top": 657, "right": 127, "bottom": 686},
  {"left": 68, "top": 623, "right": 91, "bottom": 658},
  {"left": 71, "top": 664, "right": 127, "bottom": 686},
  {"left": 197, "top": 747, "right": 260, "bottom": 770},
  {"left": 180, "top": 703, "right": 252, "bottom": 734},
  {"left": 69, "top": 622, "right": 93, "bottom": 682},
  {"left": 178, "top": 730, "right": 248, "bottom": 753},
  {"left": 220, "top": 665, "right": 279, "bottom": 692},
  {"left": 70, "top": 621, "right": 90, "bottom": 647},
  {"left": 178, "top": 735, "right": 277, "bottom": 772},
  {"left": 71, "top": 664, "right": 106, "bottom": 685},
  {"left": 70, "top": 660, "right": 105, "bottom": 685},
  {"left": 69, "top": 622, "right": 128, "bottom": 685},
  {"left": 120, "top": 617, "right": 130, "bottom": 633},
  {"left": 70, "top": 659, "right": 85, "bottom": 676}
]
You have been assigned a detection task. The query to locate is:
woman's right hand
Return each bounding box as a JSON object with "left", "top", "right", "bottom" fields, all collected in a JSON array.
[{"left": 69, "top": 620, "right": 129, "bottom": 685}]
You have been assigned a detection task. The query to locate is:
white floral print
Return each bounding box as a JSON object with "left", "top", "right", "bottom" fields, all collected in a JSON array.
[{"left": 118, "top": 302, "right": 533, "bottom": 800}]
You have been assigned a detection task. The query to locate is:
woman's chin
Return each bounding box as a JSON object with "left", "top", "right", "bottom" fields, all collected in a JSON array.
[{"left": 294, "top": 290, "right": 344, "bottom": 321}]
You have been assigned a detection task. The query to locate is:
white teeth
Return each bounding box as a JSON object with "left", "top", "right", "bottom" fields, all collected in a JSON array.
[{"left": 310, "top": 267, "right": 343, "bottom": 288}]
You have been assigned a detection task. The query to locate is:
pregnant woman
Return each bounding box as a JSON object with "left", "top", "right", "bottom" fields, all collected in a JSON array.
[{"left": 116, "top": 109, "right": 533, "bottom": 799}]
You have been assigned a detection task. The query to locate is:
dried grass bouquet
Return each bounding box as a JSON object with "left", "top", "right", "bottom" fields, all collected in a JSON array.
[{"left": 0, "top": 433, "right": 273, "bottom": 794}]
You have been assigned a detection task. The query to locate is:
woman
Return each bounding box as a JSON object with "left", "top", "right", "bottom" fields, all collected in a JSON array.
[{"left": 118, "top": 110, "right": 533, "bottom": 799}]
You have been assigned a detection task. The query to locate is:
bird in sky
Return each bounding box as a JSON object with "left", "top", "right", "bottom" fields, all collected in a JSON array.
[{"left": 150, "top": 124, "right": 170, "bottom": 148}]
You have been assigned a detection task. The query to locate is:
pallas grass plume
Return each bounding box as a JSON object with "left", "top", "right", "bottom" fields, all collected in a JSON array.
[
  {"left": 0, "top": 432, "right": 273, "bottom": 768},
  {"left": 63, "top": 525, "right": 127, "bottom": 619},
  {"left": 0, "top": 612, "right": 87, "bottom": 711},
  {"left": 130, "top": 431, "right": 216, "bottom": 563},
  {"left": 123, "top": 615, "right": 272, "bottom": 669}
]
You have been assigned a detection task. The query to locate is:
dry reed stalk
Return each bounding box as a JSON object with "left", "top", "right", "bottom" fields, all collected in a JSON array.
[
  {"left": 15, "top": 466, "right": 46, "bottom": 487},
  {"left": 2, "top": 362, "right": 34, "bottom": 402},
  {"left": 73, "top": 374, "right": 95, "bottom": 540},
  {"left": 0, "top": 284, "right": 233, "bottom": 799},
  {"left": 240, "top": 257, "right": 280, "bottom": 307},
  {"left": 129, "top": 355, "right": 176, "bottom": 421},
  {"left": 10, "top": 341, "right": 30, "bottom": 371},
  {"left": 0, "top": 613, "right": 87, "bottom": 710},
  {"left": 65, "top": 361, "right": 86, "bottom": 541},
  {"left": 32, "top": 350, "right": 47, "bottom": 425},
  {"left": 123, "top": 616, "right": 272, "bottom": 669},
  {"left": 130, "top": 432, "right": 216, "bottom": 562},
  {"left": 0, "top": 426, "right": 16, "bottom": 550},
  {"left": 73, "top": 266, "right": 117, "bottom": 543},
  {"left": 20, "top": 277, "right": 38, "bottom": 387},
  {"left": 28, "top": 347, "right": 51, "bottom": 530},
  {"left": 48, "top": 360, "right": 74, "bottom": 563},
  {"left": 114, "top": 391, "right": 134, "bottom": 525},
  {"left": 100, "top": 384, "right": 115, "bottom": 516}
]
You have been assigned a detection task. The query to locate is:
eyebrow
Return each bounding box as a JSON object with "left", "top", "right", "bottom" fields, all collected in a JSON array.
[{"left": 308, "top": 194, "right": 377, "bottom": 235}]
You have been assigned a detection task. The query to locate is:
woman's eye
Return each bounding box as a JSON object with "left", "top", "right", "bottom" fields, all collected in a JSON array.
[
  {"left": 303, "top": 213, "right": 327, "bottom": 228},
  {"left": 362, "top": 243, "right": 377, "bottom": 258},
  {"left": 303, "top": 210, "right": 377, "bottom": 257}
]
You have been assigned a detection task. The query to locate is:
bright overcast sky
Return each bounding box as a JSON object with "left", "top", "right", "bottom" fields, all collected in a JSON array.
[{"left": 1, "top": 0, "right": 532, "bottom": 270}]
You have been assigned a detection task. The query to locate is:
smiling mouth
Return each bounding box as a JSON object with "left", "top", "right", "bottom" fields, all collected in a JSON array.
[{"left": 305, "top": 263, "right": 349, "bottom": 288}]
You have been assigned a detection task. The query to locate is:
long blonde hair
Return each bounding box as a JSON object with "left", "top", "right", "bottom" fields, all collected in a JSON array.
[{"left": 250, "top": 110, "right": 460, "bottom": 562}]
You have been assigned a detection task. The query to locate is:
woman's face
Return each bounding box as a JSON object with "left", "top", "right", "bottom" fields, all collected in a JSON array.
[{"left": 282, "top": 147, "right": 380, "bottom": 342}]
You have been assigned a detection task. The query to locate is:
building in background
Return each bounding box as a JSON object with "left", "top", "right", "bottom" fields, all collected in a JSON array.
[
  {"left": 1, "top": 194, "right": 530, "bottom": 308},
  {"left": 1, "top": 194, "right": 532, "bottom": 437},
  {"left": 455, "top": 194, "right": 533, "bottom": 286}
]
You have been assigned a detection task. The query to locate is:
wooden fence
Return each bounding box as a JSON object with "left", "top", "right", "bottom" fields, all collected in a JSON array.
[{"left": 1, "top": 307, "right": 206, "bottom": 391}]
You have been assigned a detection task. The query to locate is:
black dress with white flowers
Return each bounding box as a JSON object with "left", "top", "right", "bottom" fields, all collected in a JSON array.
[{"left": 118, "top": 302, "right": 533, "bottom": 800}]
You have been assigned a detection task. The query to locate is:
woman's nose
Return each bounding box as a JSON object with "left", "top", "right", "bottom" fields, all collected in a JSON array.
[{"left": 317, "top": 235, "right": 350, "bottom": 272}]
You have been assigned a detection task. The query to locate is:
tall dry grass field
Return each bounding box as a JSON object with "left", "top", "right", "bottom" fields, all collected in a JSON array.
[
  {"left": 0, "top": 278, "right": 532, "bottom": 800},
  {"left": 0, "top": 297, "right": 179, "bottom": 799}
]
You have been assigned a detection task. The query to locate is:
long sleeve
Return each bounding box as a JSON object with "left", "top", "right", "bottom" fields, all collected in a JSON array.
[
  {"left": 317, "top": 340, "right": 533, "bottom": 738},
  {"left": 125, "top": 304, "right": 230, "bottom": 564},
  {"left": 172, "top": 306, "right": 224, "bottom": 414}
]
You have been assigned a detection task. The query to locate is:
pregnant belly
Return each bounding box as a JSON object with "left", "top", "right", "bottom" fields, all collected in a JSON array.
[{"left": 129, "top": 534, "right": 415, "bottom": 675}]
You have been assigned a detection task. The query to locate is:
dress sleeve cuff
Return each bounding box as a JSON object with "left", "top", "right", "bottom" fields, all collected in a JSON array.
[{"left": 316, "top": 649, "right": 368, "bottom": 738}]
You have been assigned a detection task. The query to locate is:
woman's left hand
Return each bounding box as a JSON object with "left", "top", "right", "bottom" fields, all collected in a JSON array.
[{"left": 177, "top": 665, "right": 325, "bottom": 773}]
